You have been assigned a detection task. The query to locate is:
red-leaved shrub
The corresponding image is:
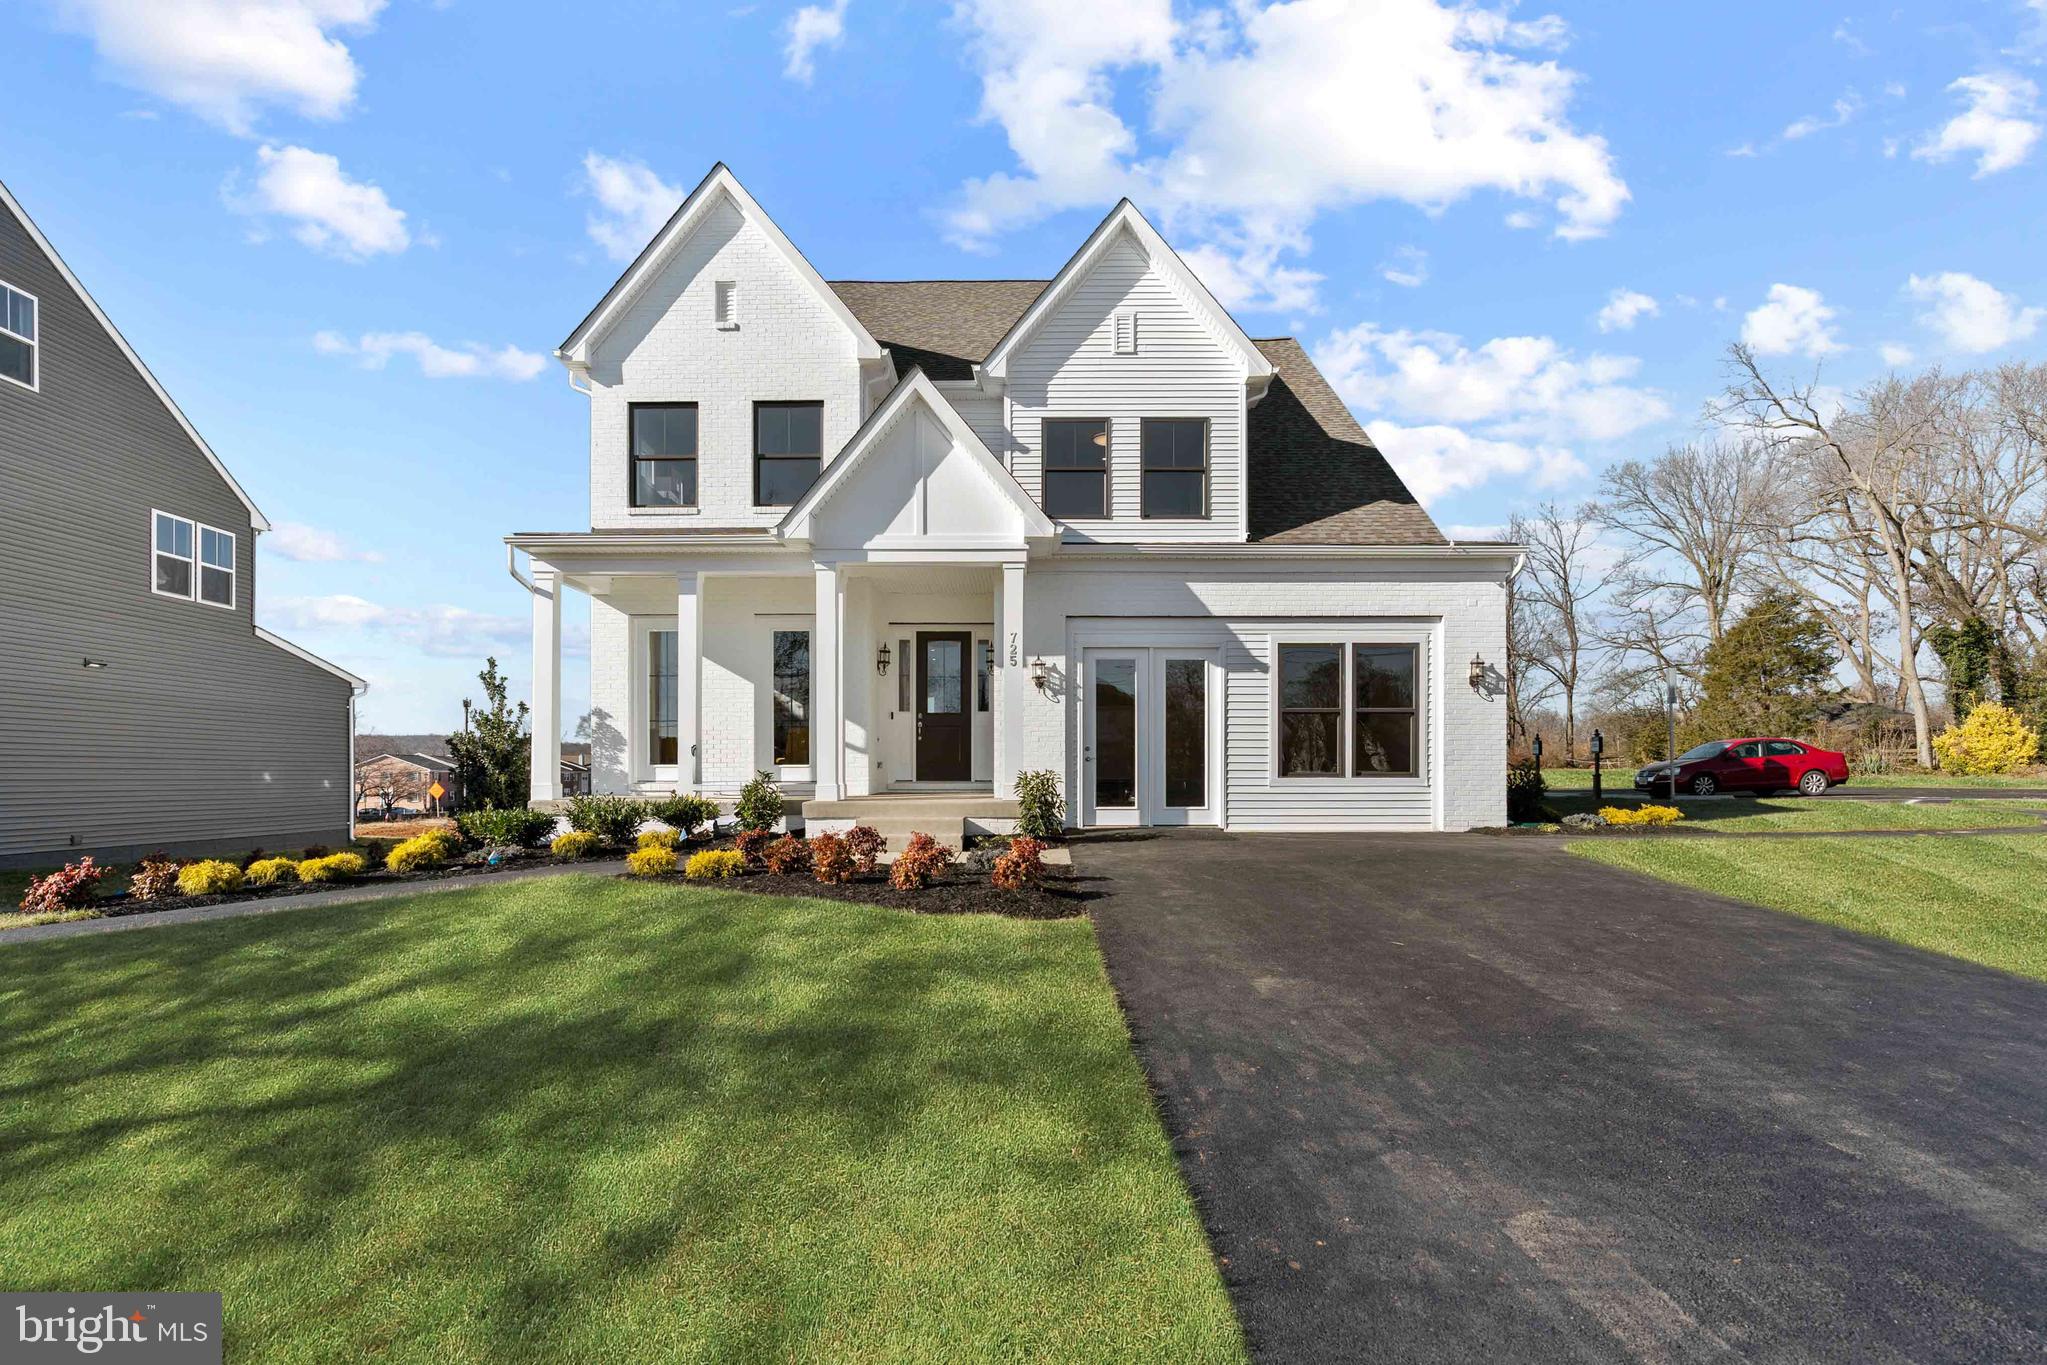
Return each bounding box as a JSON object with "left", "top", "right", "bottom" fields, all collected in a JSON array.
[
  {"left": 845, "top": 825, "right": 886, "bottom": 873},
  {"left": 128, "top": 854, "right": 184, "bottom": 903},
  {"left": 809, "top": 832, "right": 854, "bottom": 884},
  {"left": 761, "top": 834, "right": 810, "bottom": 875},
  {"left": 889, "top": 831, "right": 953, "bottom": 890},
  {"left": 735, "top": 829, "right": 773, "bottom": 868},
  {"left": 21, "top": 858, "right": 107, "bottom": 913},
  {"left": 991, "top": 836, "right": 1046, "bottom": 891}
]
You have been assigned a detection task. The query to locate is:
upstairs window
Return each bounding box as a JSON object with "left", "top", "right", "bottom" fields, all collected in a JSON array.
[
  {"left": 1042, "top": 417, "right": 1108, "bottom": 518},
  {"left": 198, "top": 525, "right": 235, "bottom": 608},
  {"left": 1141, "top": 418, "right": 1206, "bottom": 518},
  {"left": 153, "top": 512, "right": 194, "bottom": 599},
  {"left": 630, "top": 403, "right": 698, "bottom": 508},
  {"left": 153, "top": 511, "right": 235, "bottom": 607},
  {"left": 0, "top": 280, "right": 36, "bottom": 390},
  {"left": 755, "top": 401, "right": 822, "bottom": 506}
]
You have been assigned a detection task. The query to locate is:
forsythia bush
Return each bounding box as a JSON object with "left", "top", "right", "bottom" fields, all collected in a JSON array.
[
  {"left": 844, "top": 825, "right": 886, "bottom": 872},
  {"left": 176, "top": 859, "right": 246, "bottom": 896},
  {"left": 808, "top": 832, "right": 854, "bottom": 884},
  {"left": 128, "top": 855, "right": 184, "bottom": 902},
  {"left": 20, "top": 859, "right": 107, "bottom": 913},
  {"left": 298, "top": 852, "right": 368, "bottom": 883},
  {"left": 684, "top": 849, "right": 744, "bottom": 880},
  {"left": 1932, "top": 700, "right": 2041, "bottom": 776},
  {"left": 551, "top": 830, "right": 602, "bottom": 859},
  {"left": 385, "top": 835, "right": 450, "bottom": 874},
  {"left": 991, "top": 836, "right": 1047, "bottom": 891},
  {"left": 626, "top": 846, "right": 678, "bottom": 877},
  {"left": 637, "top": 828, "right": 681, "bottom": 852},
  {"left": 761, "top": 835, "right": 809, "bottom": 875},
  {"left": 244, "top": 857, "right": 300, "bottom": 887},
  {"left": 1601, "top": 804, "right": 1683, "bottom": 827},
  {"left": 889, "top": 832, "right": 953, "bottom": 890}
]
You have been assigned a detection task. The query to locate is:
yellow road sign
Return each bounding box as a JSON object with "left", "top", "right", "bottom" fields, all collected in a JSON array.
[{"left": 428, "top": 781, "right": 446, "bottom": 801}]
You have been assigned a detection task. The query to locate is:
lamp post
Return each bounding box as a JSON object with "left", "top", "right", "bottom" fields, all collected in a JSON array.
[
  {"left": 1664, "top": 667, "right": 1679, "bottom": 803},
  {"left": 1590, "top": 728, "right": 1605, "bottom": 803},
  {"left": 1531, "top": 733, "right": 1543, "bottom": 770}
]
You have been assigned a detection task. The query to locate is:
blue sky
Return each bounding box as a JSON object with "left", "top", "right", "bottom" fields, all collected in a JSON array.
[{"left": 5, "top": 0, "right": 2044, "bottom": 733}]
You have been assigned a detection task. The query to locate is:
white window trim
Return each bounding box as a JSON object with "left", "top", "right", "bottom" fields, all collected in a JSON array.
[
  {"left": 150, "top": 509, "right": 196, "bottom": 603},
  {"left": 634, "top": 618, "right": 682, "bottom": 787},
  {"left": 760, "top": 613, "right": 815, "bottom": 783},
  {"left": 1266, "top": 627, "right": 1431, "bottom": 789},
  {"left": 0, "top": 278, "right": 39, "bottom": 393},
  {"left": 197, "top": 522, "right": 236, "bottom": 611}
]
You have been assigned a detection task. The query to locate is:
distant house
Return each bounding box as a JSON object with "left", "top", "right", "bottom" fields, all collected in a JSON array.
[
  {"left": 0, "top": 180, "right": 363, "bottom": 867},
  {"left": 355, "top": 752, "right": 459, "bottom": 819},
  {"left": 561, "top": 743, "right": 592, "bottom": 798}
]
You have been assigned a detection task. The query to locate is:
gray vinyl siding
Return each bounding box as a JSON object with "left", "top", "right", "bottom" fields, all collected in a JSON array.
[{"left": 0, "top": 196, "right": 353, "bottom": 866}]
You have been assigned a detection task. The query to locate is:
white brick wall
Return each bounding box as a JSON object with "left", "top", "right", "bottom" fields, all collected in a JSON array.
[{"left": 584, "top": 193, "right": 862, "bottom": 530}]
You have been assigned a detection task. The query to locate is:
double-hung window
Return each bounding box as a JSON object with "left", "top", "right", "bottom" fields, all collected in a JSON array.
[
  {"left": 154, "top": 511, "right": 234, "bottom": 606},
  {"left": 1141, "top": 418, "right": 1206, "bottom": 517},
  {"left": 153, "top": 512, "right": 195, "bottom": 599},
  {"left": 630, "top": 403, "right": 698, "bottom": 508},
  {"left": 1042, "top": 418, "right": 1108, "bottom": 518},
  {"left": 1276, "top": 642, "right": 1419, "bottom": 777},
  {"left": 0, "top": 280, "right": 36, "bottom": 390},
  {"left": 198, "top": 525, "right": 235, "bottom": 607},
  {"left": 755, "top": 401, "right": 823, "bottom": 506}
]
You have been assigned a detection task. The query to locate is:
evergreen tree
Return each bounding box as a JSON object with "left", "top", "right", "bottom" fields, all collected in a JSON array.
[
  {"left": 447, "top": 657, "right": 532, "bottom": 810},
  {"left": 1693, "top": 591, "right": 1838, "bottom": 738}
]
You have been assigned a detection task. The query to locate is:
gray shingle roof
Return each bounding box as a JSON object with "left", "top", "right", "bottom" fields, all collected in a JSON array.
[{"left": 828, "top": 280, "right": 1047, "bottom": 380}]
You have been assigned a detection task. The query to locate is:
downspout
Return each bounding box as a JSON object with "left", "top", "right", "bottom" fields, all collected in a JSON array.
[{"left": 507, "top": 542, "right": 543, "bottom": 596}]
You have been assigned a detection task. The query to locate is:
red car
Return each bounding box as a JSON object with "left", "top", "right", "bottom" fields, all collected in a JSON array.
[{"left": 1634, "top": 737, "right": 1850, "bottom": 797}]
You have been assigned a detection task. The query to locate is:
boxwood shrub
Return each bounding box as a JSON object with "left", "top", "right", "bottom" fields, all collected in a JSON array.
[{"left": 456, "top": 807, "right": 557, "bottom": 848}]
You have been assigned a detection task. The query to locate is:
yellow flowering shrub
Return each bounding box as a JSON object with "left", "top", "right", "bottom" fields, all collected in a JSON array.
[
  {"left": 551, "top": 830, "right": 602, "bottom": 859},
  {"left": 1601, "top": 804, "right": 1683, "bottom": 827},
  {"left": 244, "top": 857, "right": 299, "bottom": 887},
  {"left": 175, "top": 860, "right": 246, "bottom": 896},
  {"left": 637, "top": 828, "right": 681, "bottom": 851},
  {"left": 1932, "top": 701, "right": 2041, "bottom": 776},
  {"left": 298, "top": 852, "right": 368, "bottom": 883},
  {"left": 684, "top": 849, "right": 744, "bottom": 880},
  {"left": 626, "top": 846, "right": 678, "bottom": 877},
  {"left": 385, "top": 835, "right": 451, "bottom": 874}
]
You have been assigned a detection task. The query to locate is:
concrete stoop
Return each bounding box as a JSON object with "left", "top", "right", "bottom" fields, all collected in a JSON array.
[{"left": 800, "top": 793, "right": 1020, "bottom": 851}]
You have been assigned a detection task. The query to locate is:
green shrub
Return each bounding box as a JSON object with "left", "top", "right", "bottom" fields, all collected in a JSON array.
[
  {"left": 457, "top": 806, "right": 557, "bottom": 848},
  {"left": 566, "top": 794, "right": 649, "bottom": 846},
  {"left": 298, "top": 851, "right": 368, "bottom": 884},
  {"left": 734, "top": 771, "right": 783, "bottom": 833},
  {"left": 551, "top": 830, "right": 602, "bottom": 859},
  {"left": 1932, "top": 700, "right": 2041, "bottom": 775},
  {"left": 684, "top": 848, "right": 743, "bottom": 880},
  {"left": 889, "top": 832, "right": 953, "bottom": 890},
  {"left": 128, "top": 855, "right": 183, "bottom": 902},
  {"left": 176, "top": 859, "right": 245, "bottom": 896},
  {"left": 244, "top": 856, "right": 299, "bottom": 887},
  {"left": 1012, "top": 770, "right": 1064, "bottom": 839},
  {"left": 648, "top": 793, "right": 721, "bottom": 839},
  {"left": 637, "top": 828, "right": 681, "bottom": 851},
  {"left": 386, "top": 835, "right": 450, "bottom": 874},
  {"left": 1506, "top": 759, "right": 1549, "bottom": 824},
  {"left": 809, "top": 833, "right": 854, "bottom": 884},
  {"left": 625, "top": 846, "right": 677, "bottom": 878}
]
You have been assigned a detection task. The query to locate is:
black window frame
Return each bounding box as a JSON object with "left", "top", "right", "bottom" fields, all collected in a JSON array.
[
  {"left": 628, "top": 402, "right": 699, "bottom": 509},
  {"left": 1275, "top": 641, "right": 1422, "bottom": 779},
  {"left": 1276, "top": 643, "right": 1344, "bottom": 777},
  {"left": 1041, "top": 417, "right": 1109, "bottom": 519},
  {"left": 753, "top": 400, "right": 824, "bottom": 508},
  {"left": 1351, "top": 644, "right": 1418, "bottom": 777},
  {"left": 772, "top": 628, "right": 812, "bottom": 766},
  {"left": 1140, "top": 417, "right": 1207, "bottom": 519}
]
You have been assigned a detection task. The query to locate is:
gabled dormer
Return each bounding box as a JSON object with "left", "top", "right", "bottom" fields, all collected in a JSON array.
[{"left": 557, "top": 164, "right": 893, "bottom": 530}]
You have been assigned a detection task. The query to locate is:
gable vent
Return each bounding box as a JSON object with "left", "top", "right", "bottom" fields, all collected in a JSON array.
[
  {"left": 714, "top": 280, "right": 739, "bottom": 329},
  {"left": 1113, "top": 310, "right": 1137, "bottom": 355}
]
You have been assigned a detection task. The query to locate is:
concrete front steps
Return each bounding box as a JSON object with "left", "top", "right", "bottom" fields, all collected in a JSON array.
[{"left": 800, "top": 793, "right": 1019, "bottom": 851}]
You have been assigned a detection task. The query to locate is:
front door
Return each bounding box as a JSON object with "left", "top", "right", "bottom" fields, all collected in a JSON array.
[{"left": 915, "top": 631, "right": 971, "bottom": 781}]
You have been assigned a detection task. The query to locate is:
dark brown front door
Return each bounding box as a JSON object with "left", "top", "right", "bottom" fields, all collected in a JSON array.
[{"left": 915, "top": 631, "right": 971, "bottom": 781}]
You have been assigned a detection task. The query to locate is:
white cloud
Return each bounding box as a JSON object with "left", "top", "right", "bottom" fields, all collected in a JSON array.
[
  {"left": 1913, "top": 72, "right": 2041, "bottom": 177},
  {"left": 1783, "top": 92, "right": 1862, "bottom": 141},
  {"left": 581, "top": 152, "right": 683, "bottom": 262},
  {"left": 313, "top": 330, "right": 546, "bottom": 380},
  {"left": 783, "top": 0, "right": 849, "bottom": 83},
  {"left": 1366, "top": 421, "right": 1586, "bottom": 503},
  {"left": 1379, "top": 245, "right": 1429, "bottom": 288},
  {"left": 266, "top": 521, "right": 384, "bottom": 563},
  {"left": 944, "top": 0, "right": 1628, "bottom": 309},
  {"left": 1905, "top": 271, "right": 2044, "bottom": 353},
  {"left": 53, "top": 0, "right": 385, "bottom": 134},
  {"left": 264, "top": 594, "right": 587, "bottom": 659},
  {"left": 1741, "top": 284, "right": 1842, "bottom": 357},
  {"left": 1879, "top": 342, "right": 1916, "bottom": 368},
  {"left": 229, "top": 144, "right": 408, "bottom": 260},
  {"left": 1595, "top": 289, "right": 1658, "bottom": 333}
]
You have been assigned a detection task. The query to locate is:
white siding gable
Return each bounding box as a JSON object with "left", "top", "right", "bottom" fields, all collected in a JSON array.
[
  {"left": 803, "top": 401, "right": 1037, "bottom": 550},
  {"left": 1007, "top": 231, "right": 1247, "bottom": 543},
  {"left": 584, "top": 190, "right": 862, "bottom": 529}
]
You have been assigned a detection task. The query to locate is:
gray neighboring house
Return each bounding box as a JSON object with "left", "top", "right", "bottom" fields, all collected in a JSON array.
[{"left": 0, "top": 181, "right": 364, "bottom": 868}]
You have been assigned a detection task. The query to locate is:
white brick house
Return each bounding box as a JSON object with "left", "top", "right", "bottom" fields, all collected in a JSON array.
[{"left": 509, "top": 164, "right": 1520, "bottom": 832}]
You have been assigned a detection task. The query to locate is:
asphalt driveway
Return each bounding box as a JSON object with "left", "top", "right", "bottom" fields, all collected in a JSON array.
[{"left": 1083, "top": 831, "right": 2047, "bottom": 1364}]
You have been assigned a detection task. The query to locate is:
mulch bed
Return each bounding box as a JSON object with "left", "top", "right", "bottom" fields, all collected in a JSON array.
[{"left": 626, "top": 863, "right": 1096, "bottom": 920}]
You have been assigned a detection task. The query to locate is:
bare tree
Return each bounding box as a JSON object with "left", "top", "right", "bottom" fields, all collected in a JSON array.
[
  {"left": 1594, "top": 441, "right": 1773, "bottom": 648},
  {"left": 1509, "top": 502, "right": 1611, "bottom": 761}
]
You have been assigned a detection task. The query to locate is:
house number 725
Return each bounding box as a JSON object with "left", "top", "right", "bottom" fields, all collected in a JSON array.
[{"left": 1008, "top": 632, "right": 1019, "bottom": 666}]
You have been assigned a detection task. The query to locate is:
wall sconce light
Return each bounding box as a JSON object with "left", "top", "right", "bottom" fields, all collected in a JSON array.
[
  {"left": 875, "top": 642, "right": 892, "bottom": 676},
  {"left": 1029, "top": 657, "right": 1050, "bottom": 691},
  {"left": 81, "top": 658, "right": 109, "bottom": 670},
  {"left": 1468, "top": 653, "right": 1486, "bottom": 689}
]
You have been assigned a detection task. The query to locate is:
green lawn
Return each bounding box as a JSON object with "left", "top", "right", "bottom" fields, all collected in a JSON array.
[
  {"left": 1544, "top": 792, "right": 2046, "bottom": 832},
  {"left": 0, "top": 878, "right": 1243, "bottom": 1363},
  {"left": 1539, "top": 765, "right": 2046, "bottom": 790},
  {"left": 1570, "top": 835, "right": 2047, "bottom": 983}
]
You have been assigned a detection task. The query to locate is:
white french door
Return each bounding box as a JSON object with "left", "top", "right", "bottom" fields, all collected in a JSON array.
[{"left": 1080, "top": 647, "right": 1217, "bottom": 827}]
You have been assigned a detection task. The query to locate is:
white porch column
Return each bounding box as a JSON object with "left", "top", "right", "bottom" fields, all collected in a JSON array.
[
  {"left": 995, "top": 559, "right": 1026, "bottom": 798},
  {"left": 529, "top": 563, "right": 563, "bottom": 803},
  {"left": 676, "top": 571, "right": 703, "bottom": 791},
  {"left": 813, "top": 563, "right": 843, "bottom": 800}
]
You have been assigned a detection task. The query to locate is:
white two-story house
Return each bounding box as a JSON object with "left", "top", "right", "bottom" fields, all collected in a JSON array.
[{"left": 508, "top": 164, "right": 1516, "bottom": 834}]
